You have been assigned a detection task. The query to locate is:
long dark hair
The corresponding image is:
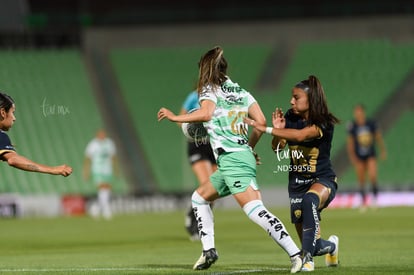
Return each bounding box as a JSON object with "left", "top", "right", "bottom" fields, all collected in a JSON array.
[
  {"left": 295, "top": 75, "right": 340, "bottom": 127},
  {"left": 197, "top": 46, "right": 228, "bottom": 94},
  {"left": 0, "top": 93, "right": 14, "bottom": 113}
]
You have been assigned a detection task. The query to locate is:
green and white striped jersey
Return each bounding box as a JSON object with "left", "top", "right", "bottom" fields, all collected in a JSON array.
[{"left": 199, "top": 78, "right": 256, "bottom": 158}]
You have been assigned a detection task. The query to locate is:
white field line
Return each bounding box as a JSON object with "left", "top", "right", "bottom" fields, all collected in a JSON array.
[{"left": 0, "top": 267, "right": 288, "bottom": 273}]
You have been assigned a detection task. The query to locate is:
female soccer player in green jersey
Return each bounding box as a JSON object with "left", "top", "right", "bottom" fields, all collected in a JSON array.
[{"left": 158, "top": 46, "right": 302, "bottom": 273}]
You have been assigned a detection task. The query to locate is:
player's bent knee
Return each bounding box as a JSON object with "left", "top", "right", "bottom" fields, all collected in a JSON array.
[
  {"left": 302, "top": 192, "right": 320, "bottom": 210},
  {"left": 191, "top": 191, "right": 209, "bottom": 206}
]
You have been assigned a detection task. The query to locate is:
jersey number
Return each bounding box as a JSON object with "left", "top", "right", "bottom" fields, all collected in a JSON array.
[{"left": 228, "top": 111, "right": 248, "bottom": 135}]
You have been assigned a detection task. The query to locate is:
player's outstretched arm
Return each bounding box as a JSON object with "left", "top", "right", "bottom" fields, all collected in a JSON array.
[
  {"left": 158, "top": 100, "right": 215, "bottom": 123},
  {"left": 244, "top": 116, "right": 320, "bottom": 143},
  {"left": 3, "top": 151, "right": 72, "bottom": 177}
]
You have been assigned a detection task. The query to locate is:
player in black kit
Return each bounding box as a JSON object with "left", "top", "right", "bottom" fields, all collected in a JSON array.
[
  {"left": 0, "top": 92, "right": 72, "bottom": 177},
  {"left": 347, "top": 104, "right": 386, "bottom": 210},
  {"left": 245, "top": 75, "right": 340, "bottom": 271}
]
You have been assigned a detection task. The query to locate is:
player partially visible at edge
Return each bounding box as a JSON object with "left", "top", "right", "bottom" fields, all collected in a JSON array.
[
  {"left": 0, "top": 92, "right": 72, "bottom": 177},
  {"left": 158, "top": 46, "right": 302, "bottom": 273}
]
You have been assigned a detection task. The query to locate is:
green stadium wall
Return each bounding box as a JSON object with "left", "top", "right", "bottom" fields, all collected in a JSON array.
[
  {"left": 0, "top": 50, "right": 129, "bottom": 195},
  {"left": 111, "top": 40, "right": 414, "bottom": 192}
]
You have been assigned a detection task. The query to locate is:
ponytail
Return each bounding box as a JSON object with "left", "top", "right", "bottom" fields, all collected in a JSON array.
[
  {"left": 197, "top": 46, "right": 228, "bottom": 94},
  {"left": 296, "top": 75, "right": 339, "bottom": 127}
]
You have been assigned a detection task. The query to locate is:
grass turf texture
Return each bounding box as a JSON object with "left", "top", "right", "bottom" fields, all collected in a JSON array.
[{"left": 0, "top": 207, "right": 413, "bottom": 274}]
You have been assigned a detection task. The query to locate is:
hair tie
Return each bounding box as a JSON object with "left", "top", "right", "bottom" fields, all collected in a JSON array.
[{"left": 294, "top": 81, "right": 310, "bottom": 92}]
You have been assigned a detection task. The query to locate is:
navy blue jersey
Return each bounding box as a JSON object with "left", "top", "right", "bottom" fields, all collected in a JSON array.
[
  {"left": 284, "top": 109, "right": 336, "bottom": 181},
  {"left": 0, "top": 131, "right": 15, "bottom": 160},
  {"left": 347, "top": 119, "right": 377, "bottom": 159}
]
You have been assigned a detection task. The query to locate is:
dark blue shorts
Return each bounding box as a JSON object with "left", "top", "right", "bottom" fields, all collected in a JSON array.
[
  {"left": 289, "top": 176, "right": 338, "bottom": 224},
  {"left": 356, "top": 152, "right": 376, "bottom": 161}
]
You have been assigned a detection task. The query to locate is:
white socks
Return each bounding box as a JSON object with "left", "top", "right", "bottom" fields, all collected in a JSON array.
[
  {"left": 190, "top": 193, "right": 300, "bottom": 257},
  {"left": 98, "top": 188, "right": 112, "bottom": 219},
  {"left": 243, "top": 200, "right": 300, "bottom": 257},
  {"left": 191, "top": 191, "right": 215, "bottom": 250}
]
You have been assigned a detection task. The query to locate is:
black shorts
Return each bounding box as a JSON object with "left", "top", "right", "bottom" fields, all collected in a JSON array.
[
  {"left": 289, "top": 175, "right": 338, "bottom": 224},
  {"left": 356, "top": 153, "right": 376, "bottom": 162},
  {"left": 187, "top": 141, "right": 216, "bottom": 165}
]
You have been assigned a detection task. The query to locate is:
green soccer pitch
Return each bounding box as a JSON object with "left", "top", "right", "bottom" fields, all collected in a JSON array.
[{"left": 0, "top": 206, "right": 413, "bottom": 274}]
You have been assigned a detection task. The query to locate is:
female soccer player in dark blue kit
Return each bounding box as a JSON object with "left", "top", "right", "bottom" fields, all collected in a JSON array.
[
  {"left": 245, "top": 75, "right": 340, "bottom": 272},
  {"left": 0, "top": 92, "right": 72, "bottom": 177},
  {"left": 347, "top": 104, "right": 386, "bottom": 210}
]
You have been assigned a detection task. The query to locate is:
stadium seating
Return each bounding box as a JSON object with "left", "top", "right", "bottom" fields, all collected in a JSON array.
[
  {"left": 0, "top": 50, "right": 129, "bottom": 195},
  {"left": 1, "top": 40, "right": 412, "bottom": 195},
  {"left": 257, "top": 40, "right": 414, "bottom": 187},
  {"left": 110, "top": 41, "right": 414, "bottom": 191},
  {"left": 110, "top": 45, "right": 273, "bottom": 192}
]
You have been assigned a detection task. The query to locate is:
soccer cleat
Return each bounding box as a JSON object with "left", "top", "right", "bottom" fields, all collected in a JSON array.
[
  {"left": 301, "top": 252, "right": 314, "bottom": 272},
  {"left": 325, "top": 235, "right": 339, "bottom": 267},
  {"left": 193, "top": 248, "right": 218, "bottom": 270},
  {"left": 290, "top": 254, "right": 302, "bottom": 274},
  {"left": 301, "top": 260, "right": 314, "bottom": 272}
]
